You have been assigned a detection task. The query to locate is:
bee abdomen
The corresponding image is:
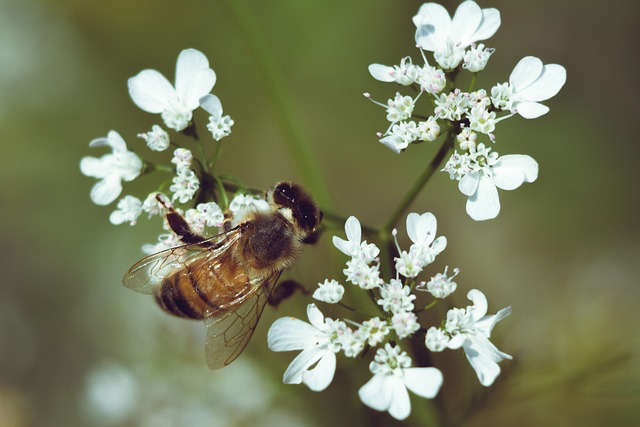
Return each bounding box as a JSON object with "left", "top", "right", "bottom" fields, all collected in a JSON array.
[{"left": 156, "top": 270, "right": 222, "bottom": 320}]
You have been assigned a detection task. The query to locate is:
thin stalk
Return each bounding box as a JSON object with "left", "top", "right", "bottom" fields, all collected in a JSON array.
[
  {"left": 225, "top": 0, "right": 332, "bottom": 209},
  {"left": 383, "top": 131, "right": 454, "bottom": 231}
]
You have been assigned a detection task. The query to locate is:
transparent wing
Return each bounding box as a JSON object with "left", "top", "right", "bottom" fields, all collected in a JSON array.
[
  {"left": 204, "top": 271, "right": 282, "bottom": 369},
  {"left": 122, "top": 228, "right": 242, "bottom": 295}
]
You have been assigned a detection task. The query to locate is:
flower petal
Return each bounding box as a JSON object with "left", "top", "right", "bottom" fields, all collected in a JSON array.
[
  {"left": 473, "top": 8, "right": 501, "bottom": 42},
  {"left": 450, "top": 0, "right": 483, "bottom": 47},
  {"left": 128, "top": 70, "right": 176, "bottom": 113},
  {"left": 368, "top": 64, "right": 396, "bottom": 82},
  {"left": 268, "top": 316, "right": 319, "bottom": 351},
  {"left": 80, "top": 156, "right": 110, "bottom": 178},
  {"left": 459, "top": 171, "right": 480, "bottom": 196},
  {"left": 466, "top": 174, "right": 500, "bottom": 221},
  {"left": 90, "top": 175, "right": 122, "bottom": 206},
  {"left": 493, "top": 155, "right": 538, "bottom": 190},
  {"left": 175, "top": 48, "right": 216, "bottom": 109},
  {"left": 302, "top": 351, "right": 336, "bottom": 392},
  {"left": 516, "top": 64, "right": 566, "bottom": 102},
  {"left": 282, "top": 347, "right": 324, "bottom": 385},
  {"left": 514, "top": 101, "right": 549, "bottom": 119},
  {"left": 509, "top": 56, "right": 543, "bottom": 92},
  {"left": 414, "top": 3, "right": 452, "bottom": 52},
  {"left": 388, "top": 376, "right": 411, "bottom": 420},
  {"left": 306, "top": 303, "right": 326, "bottom": 331},
  {"left": 467, "top": 289, "right": 488, "bottom": 319},
  {"left": 407, "top": 212, "right": 436, "bottom": 246},
  {"left": 359, "top": 373, "right": 393, "bottom": 412},
  {"left": 403, "top": 367, "right": 443, "bottom": 399},
  {"left": 199, "top": 94, "right": 223, "bottom": 118}
]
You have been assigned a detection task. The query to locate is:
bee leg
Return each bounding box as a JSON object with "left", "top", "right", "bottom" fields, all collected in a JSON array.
[
  {"left": 155, "top": 194, "right": 211, "bottom": 247},
  {"left": 267, "top": 280, "right": 309, "bottom": 307}
]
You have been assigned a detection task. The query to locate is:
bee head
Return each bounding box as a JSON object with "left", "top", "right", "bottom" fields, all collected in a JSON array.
[{"left": 270, "top": 182, "right": 322, "bottom": 235}]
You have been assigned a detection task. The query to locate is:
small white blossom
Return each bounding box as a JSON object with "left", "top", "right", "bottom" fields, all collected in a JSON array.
[
  {"left": 468, "top": 105, "right": 497, "bottom": 136},
  {"left": 128, "top": 48, "right": 216, "bottom": 131},
  {"left": 456, "top": 144, "right": 538, "bottom": 221},
  {"left": 379, "top": 121, "right": 418, "bottom": 154},
  {"left": 170, "top": 169, "right": 199, "bottom": 204},
  {"left": 414, "top": 1, "right": 500, "bottom": 70},
  {"left": 405, "top": 212, "right": 447, "bottom": 266},
  {"left": 463, "top": 43, "right": 495, "bottom": 72},
  {"left": 171, "top": 148, "right": 193, "bottom": 171},
  {"left": 425, "top": 327, "right": 451, "bottom": 352},
  {"left": 332, "top": 216, "right": 380, "bottom": 263},
  {"left": 368, "top": 57, "right": 419, "bottom": 86},
  {"left": 457, "top": 128, "right": 478, "bottom": 151},
  {"left": 490, "top": 82, "right": 512, "bottom": 111},
  {"left": 500, "top": 56, "right": 567, "bottom": 119},
  {"left": 109, "top": 195, "right": 142, "bottom": 226},
  {"left": 378, "top": 279, "right": 415, "bottom": 314},
  {"left": 196, "top": 202, "right": 224, "bottom": 228},
  {"left": 386, "top": 93, "right": 415, "bottom": 122},
  {"left": 137, "top": 125, "right": 170, "bottom": 151},
  {"left": 434, "top": 90, "right": 468, "bottom": 121},
  {"left": 359, "top": 317, "right": 390, "bottom": 346},
  {"left": 338, "top": 328, "right": 366, "bottom": 358},
  {"left": 442, "top": 151, "right": 471, "bottom": 181},
  {"left": 344, "top": 259, "right": 383, "bottom": 290},
  {"left": 268, "top": 304, "right": 343, "bottom": 391},
  {"left": 417, "top": 266, "right": 459, "bottom": 299},
  {"left": 416, "top": 117, "right": 440, "bottom": 142},
  {"left": 415, "top": 63, "right": 446, "bottom": 94},
  {"left": 141, "top": 192, "right": 167, "bottom": 218},
  {"left": 80, "top": 131, "right": 143, "bottom": 206},
  {"left": 312, "top": 279, "right": 345, "bottom": 304},
  {"left": 358, "top": 344, "right": 443, "bottom": 420},
  {"left": 391, "top": 311, "right": 420, "bottom": 339},
  {"left": 184, "top": 208, "right": 206, "bottom": 234},
  {"left": 445, "top": 289, "right": 512, "bottom": 386},
  {"left": 200, "top": 94, "right": 234, "bottom": 141}
]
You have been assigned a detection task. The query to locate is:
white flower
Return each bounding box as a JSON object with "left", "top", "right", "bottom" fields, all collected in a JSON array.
[
  {"left": 405, "top": 212, "right": 447, "bottom": 266},
  {"left": 170, "top": 169, "right": 199, "bottom": 203},
  {"left": 110, "top": 195, "right": 142, "bottom": 226},
  {"left": 445, "top": 289, "right": 512, "bottom": 386},
  {"left": 424, "top": 327, "right": 450, "bottom": 352},
  {"left": 312, "top": 279, "right": 345, "bottom": 304},
  {"left": 171, "top": 148, "right": 193, "bottom": 171},
  {"left": 416, "top": 117, "right": 440, "bottom": 142},
  {"left": 462, "top": 43, "right": 495, "bottom": 72},
  {"left": 137, "top": 125, "right": 170, "bottom": 151},
  {"left": 338, "top": 328, "right": 366, "bottom": 358},
  {"left": 504, "top": 56, "right": 567, "bottom": 119},
  {"left": 332, "top": 216, "right": 379, "bottom": 263},
  {"left": 343, "top": 258, "right": 383, "bottom": 290},
  {"left": 442, "top": 151, "right": 471, "bottom": 181},
  {"left": 141, "top": 192, "right": 167, "bottom": 217},
  {"left": 358, "top": 344, "right": 443, "bottom": 420},
  {"left": 368, "top": 57, "right": 419, "bottom": 86},
  {"left": 457, "top": 144, "right": 538, "bottom": 221},
  {"left": 386, "top": 93, "right": 415, "bottom": 122},
  {"left": 379, "top": 121, "right": 418, "bottom": 154},
  {"left": 417, "top": 266, "right": 459, "bottom": 299},
  {"left": 359, "top": 317, "right": 390, "bottom": 346},
  {"left": 434, "top": 90, "right": 468, "bottom": 121},
  {"left": 468, "top": 105, "right": 496, "bottom": 136},
  {"left": 268, "top": 304, "right": 342, "bottom": 391},
  {"left": 200, "top": 94, "right": 234, "bottom": 141},
  {"left": 390, "top": 311, "right": 420, "bottom": 339},
  {"left": 377, "top": 279, "right": 415, "bottom": 314},
  {"left": 415, "top": 63, "right": 446, "bottom": 94},
  {"left": 196, "top": 202, "right": 224, "bottom": 228},
  {"left": 414, "top": 1, "right": 500, "bottom": 70},
  {"left": 128, "top": 48, "right": 216, "bottom": 131},
  {"left": 80, "top": 131, "right": 143, "bottom": 205},
  {"left": 456, "top": 128, "right": 478, "bottom": 151}
]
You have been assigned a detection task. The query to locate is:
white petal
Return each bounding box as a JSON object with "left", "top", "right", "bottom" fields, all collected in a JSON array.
[
  {"left": 403, "top": 367, "right": 443, "bottom": 399},
  {"left": 476, "top": 306, "right": 513, "bottom": 335},
  {"left": 509, "top": 56, "right": 543, "bottom": 92},
  {"left": 359, "top": 373, "right": 393, "bottom": 412},
  {"left": 450, "top": 0, "right": 483, "bottom": 47},
  {"left": 407, "top": 212, "right": 436, "bottom": 245},
  {"left": 128, "top": 69, "right": 176, "bottom": 113},
  {"left": 175, "top": 48, "right": 217, "bottom": 109},
  {"left": 199, "top": 94, "right": 223, "bottom": 117},
  {"left": 80, "top": 156, "right": 110, "bottom": 178},
  {"left": 493, "top": 155, "right": 538, "bottom": 189},
  {"left": 106, "top": 130, "right": 127, "bottom": 152},
  {"left": 516, "top": 64, "right": 566, "bottom": 102},
  {"left": 344, "top": 216, "right": 361, "bottom": 244},
  {"left": 88, "top": 136, "right": 110, "bottom": 148},
  {"left": 514, "top": 101, "right": 549, "bottom": 119},
  {"left": 306, "top": 303, "right": 326, "bottom": 331},
  {"left": 464, "top": 340, "right": 502, "bottom": 386},
  {"left": 430, "top": 236, "right": 447, "bottom": 254},
  {"left": 268, "top": 317, "right": 319, "bottom": 351},
  {"left": 282, "top": 347, "right": 324, "bottom": 385},
  {"left": 302, "top": 351, "right": 336, "bottom": 392},
  {"left": 414, "top": 3, "right": 452, "bottom": 52},
  {"left": 368, "top": 64, "right": 396, "bottom": 82},
  {"left": 459, "top": 171, "right": 480, "bottom": 196},
  {"left": 447, "top": 334, "right": 466, "bottom": 350},
  {"left": 379, "top": 135, "right": 407, "bottom": 153},
  {"left": 473, "top": 8, "right": 501, "bottom": 42},
  {"left": 90, "top": 175, "right": 122, "bottom": 206},
  {"left": 467, "top": 289, "right": 488, "bottom": 319},
  {"left": 332, "top": 236, "right": 353, "bottom": 256},
  {"left": 466, "top": 174, "right": 500, "bottom": 221},
  {"left": 388, "top": 376, "right": 411, "bottom": 420}
]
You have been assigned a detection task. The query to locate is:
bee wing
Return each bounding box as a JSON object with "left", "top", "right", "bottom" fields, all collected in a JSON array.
[
  {"left": 122, "top": 229, "right": 242, "bottom": 295},
  {"left": 204, "top": 271, "right": 282, "bottom": 369}
]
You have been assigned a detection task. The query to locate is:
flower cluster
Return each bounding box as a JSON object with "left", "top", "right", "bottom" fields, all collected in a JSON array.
[
  {"left": 367, "top": 0, "right": 566, "bottom": 220},
  {"left": 268, "top": 213, "right": 512, "bottom": 420},
  {"left": 80, "top": 48, "right": 239, "bottom": 251}
]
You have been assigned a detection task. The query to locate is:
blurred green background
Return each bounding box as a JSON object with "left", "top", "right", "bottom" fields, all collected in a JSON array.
[{"left": 1, "top": 0, "right": 638, "bottom": 426}]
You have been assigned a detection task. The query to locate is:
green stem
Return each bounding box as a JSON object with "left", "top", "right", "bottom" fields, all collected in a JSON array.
[
  {"left": 210, "top": 141, "right": 224, "bottom": 170},
  {"left": 383, "top": 131, "right": 454, "bottom": 231},
  {"left": 225, "top": 0, "right": 332, "bottom": 209}
]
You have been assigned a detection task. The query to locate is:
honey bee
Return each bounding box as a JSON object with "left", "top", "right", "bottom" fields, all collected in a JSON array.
[{"left": 122, "top": 182, "right": 321, "bottom": 369}]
